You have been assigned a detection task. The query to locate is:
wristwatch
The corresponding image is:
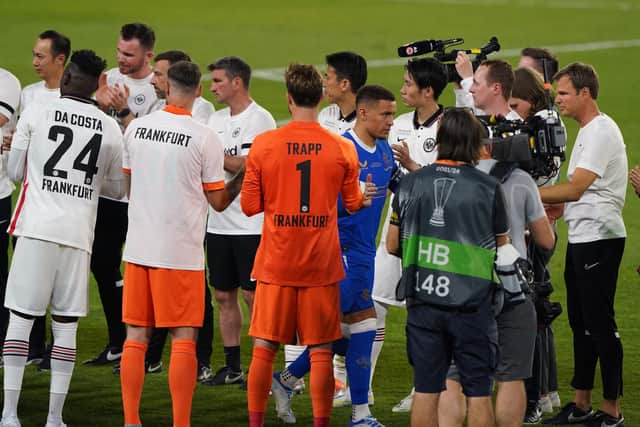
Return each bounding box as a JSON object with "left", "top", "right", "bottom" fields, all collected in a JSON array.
[{"left": 116, "top": 108, "right": 131, "bottom": 118}]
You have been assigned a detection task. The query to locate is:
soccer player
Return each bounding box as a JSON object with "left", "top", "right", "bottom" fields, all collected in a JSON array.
[
  {"left": 205, "top": 56, "right": 276, "bottom": 386},
  {"left": 85, "top": 22, "right": 156, "bottom": 367},
  {"left": 0, "top": 67, "right": 21, "bottom": 365},
  {"left": 387, "top": 107, "right": 510, "bottom": 427},
  {"left": 313, "top": 50, "right": 368, "bottom": 401},
  {"left": 119, "top": 60, "right": 242, "bottom": 427},
  {"left": 242, "top": 64, "right": 373, "bottom": 427},
  {"left": 270, "top": 85, "right": 398, "bottom": 427},
  {"left": 14, "top": 30, "right": 71, "bottom": 368},
  {"left": 370, "top": 58, "right": 447, "bottom": 413},
  {"left": 18, "top": 30, "right": 71, "bottom": 115},
  {"left": 149, "top": 50, "right": 215, "bottom": 124},
  {"left": 1, "top": 50, "right": 124, "bottom": 427},
  {"left": 141, "top": 49, "right": 217, "bottom": 381},
  {"left": 318, "top": 51, "right": 367, "bottom": 135},
  {"left": 540, "top": 63, "right": 627, "bottom": 427}
]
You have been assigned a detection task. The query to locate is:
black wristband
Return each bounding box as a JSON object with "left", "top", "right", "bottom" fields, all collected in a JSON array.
[{"left": 116, "top": 108, "right": 131, "bottom": 118}]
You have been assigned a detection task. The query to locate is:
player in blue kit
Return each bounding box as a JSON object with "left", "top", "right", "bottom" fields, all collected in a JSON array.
[{"left": 271, "top": 85, "right": 400, "bottom": 427}]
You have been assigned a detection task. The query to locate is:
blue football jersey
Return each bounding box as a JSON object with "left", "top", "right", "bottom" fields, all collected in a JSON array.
[{"left": 338, "top": 130, "right": 400, "bottom": 258}]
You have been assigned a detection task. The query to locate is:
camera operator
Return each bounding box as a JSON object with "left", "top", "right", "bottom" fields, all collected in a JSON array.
[
  {"left": 370, "top": 57, "right": 447, "bottom": 414},
  {"left": 539, "top": 63, "right": 627, "bottom": 427},
  {"left": 510, "top": 67, "right": 564, "bottom": 422},
  {"left": 439, "top": 58, "right": 556, "bottom": 427},
  {"left": 387, "top": 107, "right": 510, "bottom": 427},
  {"left": 519, "top": 47, "right": 559, "bottom": 80}
]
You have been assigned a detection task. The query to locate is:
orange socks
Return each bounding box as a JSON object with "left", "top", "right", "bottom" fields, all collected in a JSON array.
[
  {"left": 310, "top": 348, "right": 334, "bottom": 424},
  {"left": 120, "top": 340, "right": 147, "bottom": 426},
  {"left": 169, "top": 339, "right": 197, "bottom": 427},
  {"left": 247, "top": 346, "right": 276, "bottom": 427}
]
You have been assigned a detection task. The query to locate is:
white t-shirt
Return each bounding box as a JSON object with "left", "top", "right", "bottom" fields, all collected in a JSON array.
[
  {"left": 123, "top": 107, "right": 226, "bottom": 270},
  {"left": 206, "top": 101, "right": 275, "bottom": 235},
  {"left": 8, "top": 96, "right": 123, "bottom": 252},
  {"left": 148, "top": 96, "right": 215, "bottom": 125},
  {"left": 388, "top": 107, "right": 443, "bottom": 169},
  {"left": 0, "top": 68, "right": 21, "bottom": 199},
  {"left": 564, "top": 114, "right": 627, "bottom": 243},
  {"left": 318, "top": 103, "right": 356, "bottom": 136},
  {"left": 18, "top": 81, "right": 60, "bottom": 117}
]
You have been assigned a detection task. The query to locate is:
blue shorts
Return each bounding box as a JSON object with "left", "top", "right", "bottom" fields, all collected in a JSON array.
[{"left": 339, "top": 253, "right": 375, "bottom": 314}]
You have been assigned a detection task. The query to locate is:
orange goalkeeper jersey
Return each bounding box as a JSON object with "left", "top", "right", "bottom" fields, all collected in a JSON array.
[{"left": 241, "top": 120, "right": 364, "bottom": 286}]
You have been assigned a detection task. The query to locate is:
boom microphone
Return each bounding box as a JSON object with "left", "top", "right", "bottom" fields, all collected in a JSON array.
[{"left": 397, "top": 38, "right": 463, "bottom": 57}]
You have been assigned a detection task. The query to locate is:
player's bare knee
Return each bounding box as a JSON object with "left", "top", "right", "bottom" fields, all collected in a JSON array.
[
  {"left": 214, "top": 288, "right": 239, "bottom": 308},
  {"left": 343, "top": 307, "right": 377, "bottom": 324}
]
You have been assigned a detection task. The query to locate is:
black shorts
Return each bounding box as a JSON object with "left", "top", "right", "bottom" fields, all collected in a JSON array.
[
  {"left": 406, "top": 302, "right": 498, "bottom": 397},
  {"left": 206, "top": 233, "right": 260, "bottom": 291}
]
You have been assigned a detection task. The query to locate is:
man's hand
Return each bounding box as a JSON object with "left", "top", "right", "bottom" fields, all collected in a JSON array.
[
  {"left": 111, "top": 83, "right": 130, "bottom": 112},
  {"left": 455, "top": 51, "right": 474, "bottom": 80},
  {"left": 392, "top": 140, "right": 420, "bottom": 172},
  {"left": 544, "top": 203, "right": 564, "bottom": 221},
  {"left": 362, "top": 173, "right": 376, "bottom": 208},
  {"left": 630, "top": 165, "right": 640, "bottom": 195},
  {"left": 1, "top": 128, "right": 14, "bottom": 153}
]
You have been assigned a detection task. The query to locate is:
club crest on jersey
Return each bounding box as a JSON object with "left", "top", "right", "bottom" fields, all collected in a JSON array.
[
  {"left": 423, "top": 137, "right": 436, "bottom": 153},
  {"left": 383, "top": 152, "right": 394, "bottom": 171},
  {"left": 232, "top": 127, "right": 241, "bottom": 138},
  {"left": 134, "top": 94, "right": 146, "bottom": 105}
]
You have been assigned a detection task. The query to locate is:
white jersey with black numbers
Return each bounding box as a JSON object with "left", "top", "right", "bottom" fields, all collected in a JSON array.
[
  {"left": 123, "top": 106, "right": 226, "bottom": 270},
  {"left": 388, "top": 106, "right": 443, "bottom": 170},
  {"left": 8, "top": 97, "right": 123, "bottom": 252},
  {"left": 0, "top": 68, "right": 21, "bottom": 199},
  {"left": 318, "top": 103, "right": 356, "bottom": 136},
  {"left": 148, "top": 96, "right": 215, "bottom": 125},
  {"left": 206, "top": 101, "right": 276, "bottom": 235},
  {"left": 18, "top": 81, "right": 60, "bottom": 117}
]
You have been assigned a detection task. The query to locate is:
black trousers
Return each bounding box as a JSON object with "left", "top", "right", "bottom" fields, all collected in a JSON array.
[
  {"left": 91, "top": 197, "right": 128, "bottom": 349},
  {"left": 565, "top": 238, "right": 625, "bottom": 400},
  {"left": 0, "top": 195, "right": 11, "bottom": 345}
]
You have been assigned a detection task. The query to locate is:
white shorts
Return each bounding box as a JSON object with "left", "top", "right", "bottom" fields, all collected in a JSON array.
[
  {"left": 5, "top": 236, "right": 90, "bottom": 317},
  {"left": 372, "top": 204, "right": 404, "bottom": 307}
]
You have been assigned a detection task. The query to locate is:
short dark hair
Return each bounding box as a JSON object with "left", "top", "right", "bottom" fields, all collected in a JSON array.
[
  {"left": 120, "top": 23, "right": 155, "bottom": 51},
  {"left": 521, "top": 47, "right": 559, "bottom": 78},
  {"left": 167, "top": 61, "right": 201, "bottom": 93},
  {"left": 326, "top": 51, "right": 368, "bottom": 94},
  {"left": 436, "top": 108, "right": 485, "bottom": 164},
  {"left": 553, "top": 62, "right": 599, "bottom": 100},
  {"left": 481, "top": 60, "right": 514, "bottom": 100},
  {"left": 356, "top": 85, "right": 395, "bottom": 107},
  {"left": 512, "top": 67, "right": 548, "bottom": 117},
  {"left": 406, "top": 58, "right": 447, "bottom": 100},
  {"left": 70, "top": 49, "right": 107, "bottom": 78},
  {"left": 38, "top": 30, "right": 71, "bottom": 64},
  {"left": 154, "top": 50, "right": 191, "bottom": 65},
  {"left": 208, "top": 56, "right": 251, "bottom": 89},
  {"left": 285, "top": 64, "right": 323, "bottom": 108}
]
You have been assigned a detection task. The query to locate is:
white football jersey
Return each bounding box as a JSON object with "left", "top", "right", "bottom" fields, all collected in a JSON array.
[
  {"left": 148, "top": 96, "right": 215, "bottom": 125},
  {"left": 0, "top": 68, "right": 21, "bottom": 199},
  {"left": 123, "top": 106, "right": 226, "bottom": 270},
  {"left": 318, "top": 104, "right": 356, "bottom": 136},
  {"left": 8, "top": 96, "right": 124, "bottom": 252},
  {"left": 18, "top": 81, "right": 60, "bottom": 117},
  {"left": 206, "top": 101, "right": 276, "bottom": 235},
  {"left": 105, "top": 68, "right": 157, "bottom": 121},
  {"left": 388, "top": 106, "right": 443, "bottom": 169}
]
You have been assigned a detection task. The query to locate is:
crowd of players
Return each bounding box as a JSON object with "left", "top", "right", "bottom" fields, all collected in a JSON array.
[{"left": 0, "top": 21, "right": 637, "bottom": 427}]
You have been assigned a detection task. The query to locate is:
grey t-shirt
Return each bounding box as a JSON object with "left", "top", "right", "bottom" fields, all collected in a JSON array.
[{"left": 478, "top": 159, "right": 546, "bottom": 257}]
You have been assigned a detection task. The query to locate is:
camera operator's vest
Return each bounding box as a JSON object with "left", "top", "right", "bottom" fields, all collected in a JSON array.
[{"left": 395, "top": 162, "right": 500, "bottom": 309}]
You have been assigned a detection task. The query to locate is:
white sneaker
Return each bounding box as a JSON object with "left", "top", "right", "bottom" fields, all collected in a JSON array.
[
  {"left": 392, "top": 389, "right": 415, "bottom": 413},
  {"left": 333, "top": 385, "right": 351, "bottom": 408},
  {"left": 292, "top": 377, "right": 305, "bottom": 395},
  {"left": 271, "top": 373, "right": 296, "bottom": 424},
  {"left": 539, "top": 395, "right": 553, "bottom": 413},
  {"left": 368, "top": 390, "right": 375, "bottom": 406},
  {"left": 0, "top": 417, "right": 20, "bottom": 427},
  {"left": 549, "top": 391, "right": 561, "bottom": 408}
]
